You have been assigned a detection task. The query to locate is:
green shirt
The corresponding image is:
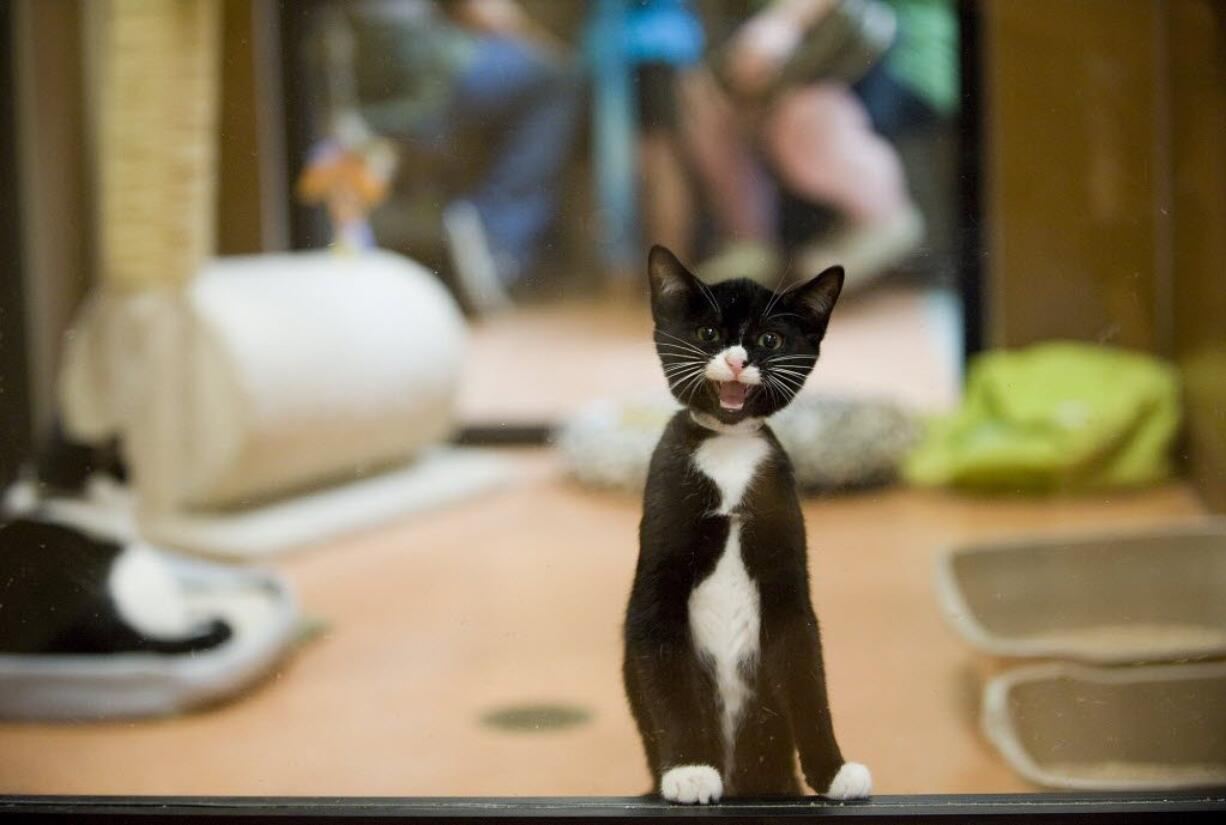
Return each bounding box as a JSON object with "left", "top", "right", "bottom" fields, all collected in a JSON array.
[{"left": 884, "top": 0, "right": 959, "bottom": 116}]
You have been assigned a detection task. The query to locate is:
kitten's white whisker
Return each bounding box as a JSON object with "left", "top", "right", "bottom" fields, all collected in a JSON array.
[
  {"left": 656, "top": 330, "right": 704, "bottom": 345},
  {"left": 664, "top": 367, "right": 703, "bottom": 381},
  {"left": 658, "top": 349, "right": 708, "bottom": 362},
  {"left": 767, "top": 378, "right": 799, "bottom": 403},
  {"left": 666, "top": 364, "right": 702, "bottom": 384},
  {"left": 770, "top": 372, "right": 805, "bottom": 393},
  {"left": 762, "top": 354, "right": 817, "bottom": 363},
  {"left": 669, "top": 363, "right": 704, "bottom": 382},
  {"left": 678, "top": 370, "right": 707, "bottom": 405},
  {"left": 655, "top": 331, "right": 710, "bottom": 356},
  {"left": 681, "top": 367, "right": 711, "bottom": 404},
  {"left": 760, "top": 377, "right": 789, "bottom": 404},
  {"left": 656, "top": 346, "right": 708, "bottom": 359},
  {"left": 695, "top": 277, "right": 720, "bottom": 315},
  {"left": 763, "top": 311, "right": 809, "bottom": 324},
  {"left": 770, "top": 367, "right": 807, "bottom": 382},
  {"left": 661, "top": 354, "right": 707, "bottom": 366},
  {"left": 666, "top": 367, "right": 706, "bottom": 382},
  {"left": 687, "top": 379, "right": 708, "bottom": 406},
  {"left": 762, "top": 261, "right": 800, "bottom": 320}
]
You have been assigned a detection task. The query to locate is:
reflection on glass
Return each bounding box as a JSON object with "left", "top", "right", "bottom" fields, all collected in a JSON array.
[{"left": 0, "top": 0, "right": 1223, "bottom": 802}]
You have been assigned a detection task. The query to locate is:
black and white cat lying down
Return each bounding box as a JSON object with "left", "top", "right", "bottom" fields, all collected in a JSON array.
[
  {"left": 0, "top": 518, "right": 231, "bottom": 655},
  {"left": 623, "top": 247, "right": 871, "bottom": 804},
  {"left": 1, "top": 419, "right": 230, "bottom": 657}
]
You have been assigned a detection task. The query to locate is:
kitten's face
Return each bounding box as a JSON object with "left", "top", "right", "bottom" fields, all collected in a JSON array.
[{"left": 647, "top": 246, "right": 844, "bottom": 424}]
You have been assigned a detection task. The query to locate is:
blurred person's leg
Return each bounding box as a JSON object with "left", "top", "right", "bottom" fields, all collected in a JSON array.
[
  {"left": 448, "top": 36, "right": 581, "bottom": 285},
  {"left": 636, "top": 64, "right": 694, "bottom": 258},
  {"left": 763, "top": 82, "right": 922, "bottom": 289},
  {"left": 765, "top": 83, "right": 907, "bottom": 226},
  {"left": 678, "top": 69, "right": 775, "bottom": 245},
  {"left": 851, "top": 54, "right": 941, "bottom": 139},
  {"left": 674, "top": 68, "right": 782, "bottom": 285}
]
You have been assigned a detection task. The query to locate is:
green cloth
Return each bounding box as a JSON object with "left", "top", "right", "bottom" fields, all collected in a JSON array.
[
  {"left": 904, "top": 342, "right": 1181, "bottom": 493},
  {"left": 883, "top": 0, "right": 959, "bottom": 116},
  {"left": 743, "top": 0, "right": 960, "bottom": 115}
]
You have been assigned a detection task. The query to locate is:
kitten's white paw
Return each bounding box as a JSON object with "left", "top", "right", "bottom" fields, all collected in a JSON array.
[
  {"left": 823, "top": 762, "right": 872, "bottom": 800},
  {"left": 660, "top": 765, "right": 723, "bottom": 805}
]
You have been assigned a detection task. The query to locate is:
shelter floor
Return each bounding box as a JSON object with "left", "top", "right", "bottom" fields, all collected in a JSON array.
[
  {"left": 0, "top": 450, "right": 1203, "bottom": 795},
  {"left": 0, "top": 289, "right": 1205, "bottom": 795}
]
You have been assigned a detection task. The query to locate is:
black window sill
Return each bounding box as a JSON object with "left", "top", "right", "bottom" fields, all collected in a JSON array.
[{"left": 2, "top": 793, "right": 1225, "bottom": 823}]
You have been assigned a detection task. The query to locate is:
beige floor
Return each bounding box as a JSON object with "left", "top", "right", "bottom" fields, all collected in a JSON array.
[
  {"left": 0, "top": 290, "right": 1206, "bottom": 797},
  {"left": 0, "top": 450, "right": 1203, "bottom": 796}
]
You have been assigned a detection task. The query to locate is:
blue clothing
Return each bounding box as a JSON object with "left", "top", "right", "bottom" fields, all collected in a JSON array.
[
  {"left": 448, "top": 38, "right": 582, "bottom": 279},
  {"left": 347, "top": 4, "right": 579, "bottom": 282},
  {"left": 624, "top": 0, "right": 705, "bottom": 66}
]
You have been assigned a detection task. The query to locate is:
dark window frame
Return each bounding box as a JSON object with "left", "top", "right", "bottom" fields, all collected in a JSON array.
[
  {"left": 3, "top": 793, "right": 1226, "bottom": 823},
  {"left": 3, "top": 3, "right": 1222, "bottom": 822},
  {"left": 0, "top": 0, "right": 33, "bottom": 489}
]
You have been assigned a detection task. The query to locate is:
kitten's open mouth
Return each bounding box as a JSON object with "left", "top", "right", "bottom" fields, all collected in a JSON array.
[{"left": 717, "top": 381, "right": 750, "bottom": 411}]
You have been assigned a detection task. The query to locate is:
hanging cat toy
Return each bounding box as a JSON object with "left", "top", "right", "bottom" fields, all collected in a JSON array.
[{"left": 623, "top": 246, "right": 871, "bottom": 804}]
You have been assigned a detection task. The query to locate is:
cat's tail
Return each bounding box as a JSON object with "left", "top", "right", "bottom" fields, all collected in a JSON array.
[{"left": 138, "top": 619, "right": 233, "bottom": 655}]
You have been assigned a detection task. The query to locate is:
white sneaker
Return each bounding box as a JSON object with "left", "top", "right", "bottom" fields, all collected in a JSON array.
[
  {"left": 442, "top": 201, "right": 513, "bottom": 316},
  {"left": 797, "top": 203, "right": 925, "bottom": 292}
]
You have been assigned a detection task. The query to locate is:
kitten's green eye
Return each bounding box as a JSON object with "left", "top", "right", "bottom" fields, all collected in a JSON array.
[
  {"left": 695, "top": 326, "right": 720, "bottom": 343},
  {"left": 757, "top": 332, "right": 783, "bottom": 350}
]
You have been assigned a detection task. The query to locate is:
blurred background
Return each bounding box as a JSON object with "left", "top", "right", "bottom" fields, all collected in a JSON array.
[{"left": 1, "top": 0, "right": 1225, "bottom": 799}]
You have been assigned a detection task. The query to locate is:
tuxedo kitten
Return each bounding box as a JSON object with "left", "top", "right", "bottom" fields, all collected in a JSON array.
[
  {"left": 2, "top": 418, "right": 128, "bottom": 520},
  {"left": 0, "top": 518, "right": 231, "bottom": 656},
  {"left": 623, "top": 246, "right": 871, "bottom": 804}
]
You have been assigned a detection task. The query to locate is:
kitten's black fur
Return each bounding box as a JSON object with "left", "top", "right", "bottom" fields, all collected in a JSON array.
[
  {"left": 623, "top": 246, "right": 858, "bottom": 800},
  {"left": 32, "top": 418, "right": 127, "bottom": 497},
  {"left": 0, "top": 519, "right": 231, "bottom": 656}
]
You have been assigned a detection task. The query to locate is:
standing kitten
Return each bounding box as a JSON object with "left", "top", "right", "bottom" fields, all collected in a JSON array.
[{"left": 623, "top": 246, "right": 871, "bottom": 804}]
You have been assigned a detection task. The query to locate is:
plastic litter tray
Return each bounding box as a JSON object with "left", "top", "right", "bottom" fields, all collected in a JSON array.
[
  {"left": 935, "top": 520, "right": 1226, "bottom": 664},
  {"left": 984, "top": 661, "right": 1226, "bottom": 790}
]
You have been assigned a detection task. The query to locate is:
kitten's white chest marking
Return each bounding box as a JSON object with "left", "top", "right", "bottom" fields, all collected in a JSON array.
[
  {"left": 689, "top": 433, "right": 769, "bottom": 775},
  {"left": 693, "top": 433, "right": 769, "bottom": 516}
]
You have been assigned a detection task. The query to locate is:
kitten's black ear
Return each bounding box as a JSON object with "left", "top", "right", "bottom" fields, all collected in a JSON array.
[
  {"left": 648, "top": 245, "right": 701, "bottom": 307},
  {"left": 786, "top": 265, "right": 844, "bottom": 331}
]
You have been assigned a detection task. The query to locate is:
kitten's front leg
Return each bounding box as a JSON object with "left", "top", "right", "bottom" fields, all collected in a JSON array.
[
  {"left": 762, "top": 590, "right": 872, "bottom": 800},
  {"left": 625, "top": 638, "right": 726, "bottom": 804}
]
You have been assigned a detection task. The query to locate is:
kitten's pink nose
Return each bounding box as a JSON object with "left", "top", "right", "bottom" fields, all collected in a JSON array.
[{"left": 724, "top": 353, "right": 745, "bottom": 375}]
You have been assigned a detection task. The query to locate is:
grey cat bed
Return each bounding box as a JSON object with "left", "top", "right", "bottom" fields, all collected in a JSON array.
[
  {"left": 935, "top": 520, "right": 1226, "bottom": 664},
  {"left": 556, "top": 392, "right": 920, "bottom": 493},
  {"left": 983, "top": 661, "right": 1226, "bottom": 790},
  {"left": 0, "top": 554, "right": 300, "bottom": 720}
]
